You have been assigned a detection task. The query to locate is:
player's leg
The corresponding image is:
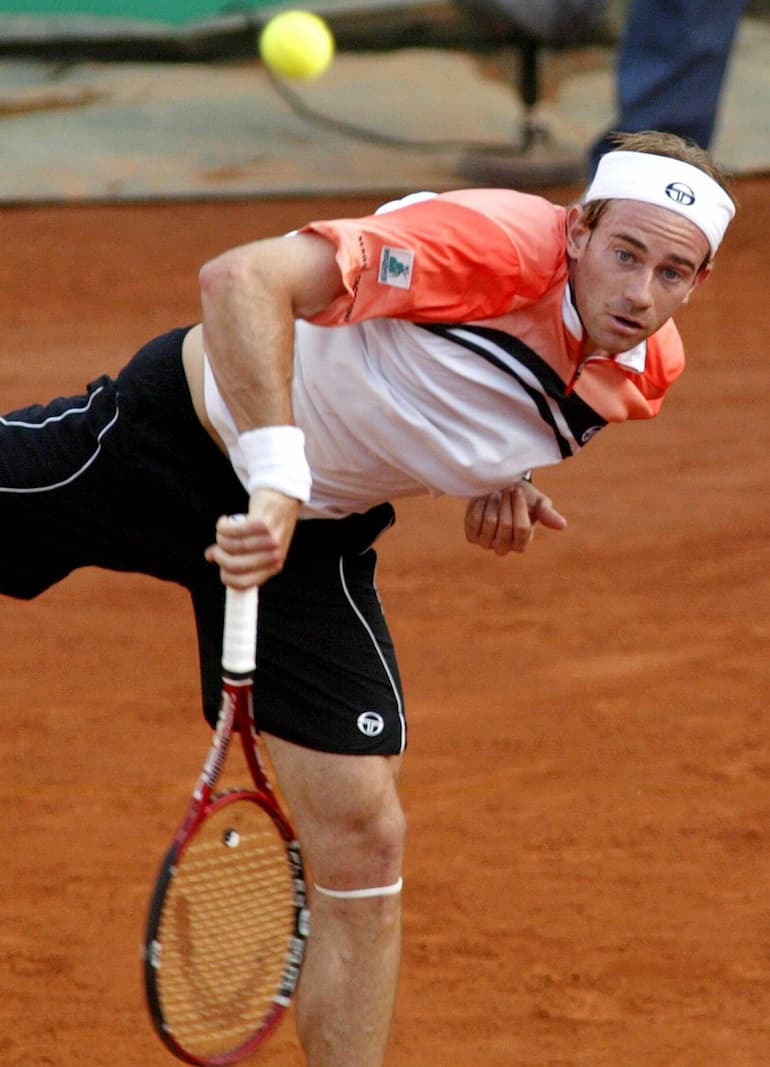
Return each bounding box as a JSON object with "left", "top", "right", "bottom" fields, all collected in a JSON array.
[
  {"left": 254, "top": 513, "right": 405, "bottom": 1067},
  {"left": 189, "top": 504, "right": 406, "bottom": 1066},
  {"left": 0, "top": 327, "right": 249, "bottom": 604},
  {"left": 0, "top": 372, "right": 125, "bottom": 599},
  {"left": 263, "top": 737, "right": 405, "bottom": 1067}
]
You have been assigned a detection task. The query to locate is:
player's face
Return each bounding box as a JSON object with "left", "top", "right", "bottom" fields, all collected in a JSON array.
[{"left": 566, "top": 200, "right": 711, "bottom": 354}]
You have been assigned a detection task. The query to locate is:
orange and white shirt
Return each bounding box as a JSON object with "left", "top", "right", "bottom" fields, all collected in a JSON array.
[{"left": 206, "top": 189, "right": 685, "bottom": 518}]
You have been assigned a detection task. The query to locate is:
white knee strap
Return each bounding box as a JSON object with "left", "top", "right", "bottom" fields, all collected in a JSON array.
[{"left": 313, "top": 877, "right": 403, "bottom": 900}]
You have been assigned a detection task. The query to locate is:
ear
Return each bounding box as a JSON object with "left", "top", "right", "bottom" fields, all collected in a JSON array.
[
  {"left": 565, "top": 204, "right": 591, "bottom": 259},
  {"left": 682, "top": 262, "right": 713, "bottom": 304}
]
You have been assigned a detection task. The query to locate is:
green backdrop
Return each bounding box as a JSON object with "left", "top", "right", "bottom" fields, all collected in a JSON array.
[{"left": 0, "top": 0, "right": 268, "bottom": 23}]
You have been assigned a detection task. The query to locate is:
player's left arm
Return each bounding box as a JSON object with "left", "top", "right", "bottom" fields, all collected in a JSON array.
[{"left": 464, "top": 479, "right": 567, "bottom": 555}]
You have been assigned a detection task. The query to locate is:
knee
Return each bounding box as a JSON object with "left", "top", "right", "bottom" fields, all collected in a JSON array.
[
  {"left": 359, "top": 802, "right": 407, "bottom": 875},
  {"left": 264, "top": 740, "right": 408, "bottom": 892},
  {"left": 309, "top": 797, "right": 407, "bottom": 890}
]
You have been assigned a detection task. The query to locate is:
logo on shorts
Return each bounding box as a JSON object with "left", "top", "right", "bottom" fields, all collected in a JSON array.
[
  {"left": 378, "top": 247, "right": 414, "bottom": 289},
  {"left": 357, "top": 711, "right": 385, "bottom": 737},
  {"left": 665, "top": 182, "right": 696, "bottom": 206}
]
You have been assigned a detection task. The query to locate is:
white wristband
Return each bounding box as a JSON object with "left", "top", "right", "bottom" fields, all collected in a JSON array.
[{"left": 236, "top": 425, "right": 312, "bottom": 503}]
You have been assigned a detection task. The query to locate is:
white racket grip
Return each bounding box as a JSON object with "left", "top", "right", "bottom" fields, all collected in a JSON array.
[{"left": 222, "top": 586, "right": 258, "bottom": 674}]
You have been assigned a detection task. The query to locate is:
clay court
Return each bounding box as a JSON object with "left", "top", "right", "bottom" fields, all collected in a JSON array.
[
  {"left": 0, "top": 175, "right": 767, "bottom": 1066},
  {"left": 0, "top": 0, "right": 769, "bottom": 1048}
]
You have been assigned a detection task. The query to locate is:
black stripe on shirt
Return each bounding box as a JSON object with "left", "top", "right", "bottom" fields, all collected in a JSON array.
[{"left": 420, "top": 323, "right": 606, "bottom": 458}]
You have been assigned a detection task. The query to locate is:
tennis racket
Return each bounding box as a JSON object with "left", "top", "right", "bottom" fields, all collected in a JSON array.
[{"left": 143, "top": 585, "right": 309, "bottom": 1066}]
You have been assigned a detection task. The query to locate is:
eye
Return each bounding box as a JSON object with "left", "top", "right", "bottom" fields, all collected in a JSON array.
[
  {"left": 616, "top": 248, "right": 634, "bottom": 264},
  {"left": 661, "top": 266, "right": 684, "bottom": 283}
]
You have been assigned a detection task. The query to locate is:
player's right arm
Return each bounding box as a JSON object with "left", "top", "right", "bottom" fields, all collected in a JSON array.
[
  {"left": 200, "top": 232, "right": 344, "bottom": 588},
  {"left": 200, "top": 232, "right": 343, "bottom": 430}
]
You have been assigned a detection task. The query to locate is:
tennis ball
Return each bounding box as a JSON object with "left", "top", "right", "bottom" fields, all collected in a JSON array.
[{"left": 258, "top": 10, "right": 335, "bottom": 81}]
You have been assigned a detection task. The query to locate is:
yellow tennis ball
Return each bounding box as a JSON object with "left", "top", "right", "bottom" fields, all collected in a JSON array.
[{"left": 258, "top": 10, "right": 335, "bottom": 81}]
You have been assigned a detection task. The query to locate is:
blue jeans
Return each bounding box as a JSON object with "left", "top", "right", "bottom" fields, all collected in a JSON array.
[{"left": 590, "top": 0, "right": 748, "bottom": 172}]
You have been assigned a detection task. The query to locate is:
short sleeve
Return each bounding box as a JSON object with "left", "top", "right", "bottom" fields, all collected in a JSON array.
[{"left": 298, "top": 189, "right": 566, "bottom": 326}]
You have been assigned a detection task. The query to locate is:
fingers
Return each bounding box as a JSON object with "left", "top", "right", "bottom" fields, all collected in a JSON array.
[
  {"left": 464, "top": 495, "right": 487, "bottom": 543},
  {"left": 464, "top": 481, "right": 568, "bottom": 555},
  {"left": 514, "top": 479, "right": 568, "bottom": 532},
  {"left": 204, "top": 490, "right": 300, "bottom": 588},
  {"left": 204, "top": 514, "right": 284, "bottom": 588},
  {"left": 529, "top": 494, "right": 568, "bottom": 531},
  {"left": 465, "top": 488, "right": 530, "bottom": 555}
]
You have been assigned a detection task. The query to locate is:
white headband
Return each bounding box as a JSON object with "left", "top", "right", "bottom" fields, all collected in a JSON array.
[{"left": 584, "top": 150, "right": 735, "bottom": 257}]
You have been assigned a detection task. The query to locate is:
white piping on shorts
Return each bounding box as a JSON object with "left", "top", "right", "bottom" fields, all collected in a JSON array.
[
  {"left": 314, "top": 877, "right": 403, "bottom": 899},
  {"left": 0, "top": 386, "right": 120, "bottom": 493},
  {"left": 338, "top": 555, "right": 406, "bottom": 755}
]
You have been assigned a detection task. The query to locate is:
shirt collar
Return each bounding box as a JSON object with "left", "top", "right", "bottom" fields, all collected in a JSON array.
[{"left": 562, "top": 281, "right": 582, "bottom": 341}]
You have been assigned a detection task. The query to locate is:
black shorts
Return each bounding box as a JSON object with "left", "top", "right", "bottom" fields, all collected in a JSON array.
[{"left": 0, "top": 328, "right": 405, "bottom": 755}]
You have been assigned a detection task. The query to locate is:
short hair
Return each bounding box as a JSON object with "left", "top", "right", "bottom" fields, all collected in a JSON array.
[{"left": 579, "top": 130, "right": 738, "bottom": 263}]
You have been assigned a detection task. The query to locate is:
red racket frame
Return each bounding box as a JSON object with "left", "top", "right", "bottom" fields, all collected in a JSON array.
[{"left": 143, "top": 650, "right": 308, "bottom": 1065}]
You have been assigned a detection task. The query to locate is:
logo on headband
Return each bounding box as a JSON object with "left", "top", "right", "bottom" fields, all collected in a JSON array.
[{"left": 665, "top": 182, "right": 696, "bottom": 206}]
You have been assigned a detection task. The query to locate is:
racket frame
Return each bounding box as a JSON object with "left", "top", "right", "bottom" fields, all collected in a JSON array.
[{"left": 143, "top": 589, "right": 308, "bottom": 1067}]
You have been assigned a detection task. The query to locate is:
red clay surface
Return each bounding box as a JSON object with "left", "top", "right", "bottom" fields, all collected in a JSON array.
[{"left": 0, "top": 180, "right": 768, "bottom": 1066}]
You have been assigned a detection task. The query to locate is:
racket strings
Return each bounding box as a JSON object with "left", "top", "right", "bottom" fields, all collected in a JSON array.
[{"left": 155, "top": 799, "right": 298, "bottom": 1057}]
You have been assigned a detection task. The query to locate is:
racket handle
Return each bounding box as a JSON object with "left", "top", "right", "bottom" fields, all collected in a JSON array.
[{"left": 222, "top": 586, "right": 259, "bottom": 675}]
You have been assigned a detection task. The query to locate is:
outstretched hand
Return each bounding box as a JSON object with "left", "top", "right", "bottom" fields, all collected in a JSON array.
[
  {"left": 464, "top": 481, "right": 567, "bottom": 555},
  {"left": 205, "top": 488, "right": 300, "bottom": 588}
]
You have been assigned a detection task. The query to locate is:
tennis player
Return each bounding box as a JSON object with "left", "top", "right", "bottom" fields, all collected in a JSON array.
[{"left": 0, "top": 130, "right": 735, "bottom": 1066}]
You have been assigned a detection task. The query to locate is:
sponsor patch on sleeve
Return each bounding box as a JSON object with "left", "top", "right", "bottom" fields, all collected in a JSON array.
[{"left": 378, "top": 247, "right": 414, "bottom": 289}]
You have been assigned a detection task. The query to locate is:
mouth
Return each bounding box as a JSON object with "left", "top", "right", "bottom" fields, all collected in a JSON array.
[{"left": 608, "top": 312, "right": 644, "bottom": 334}]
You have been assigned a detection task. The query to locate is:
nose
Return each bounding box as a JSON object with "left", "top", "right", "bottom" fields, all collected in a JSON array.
[{"left": 624, "top": 268, "right": 654, "bottom": 310}]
